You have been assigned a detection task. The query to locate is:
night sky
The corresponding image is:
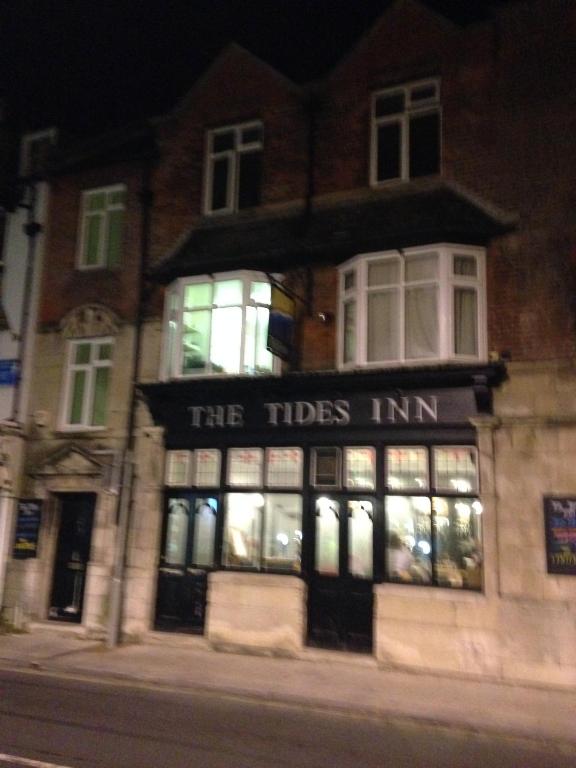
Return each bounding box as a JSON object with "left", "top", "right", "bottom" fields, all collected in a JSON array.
[{"left": 0, "top": 0, "right": 512, "bottom": 138}]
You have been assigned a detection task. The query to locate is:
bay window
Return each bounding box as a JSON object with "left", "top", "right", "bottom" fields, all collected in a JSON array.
[
  {"left": 338, "top": 244, "right": 486, "bottom": 368},
  {"left": 163, "top": 272, "right": 275, "bottom": 377}
]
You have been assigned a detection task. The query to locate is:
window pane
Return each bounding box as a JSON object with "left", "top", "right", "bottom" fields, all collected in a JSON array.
[
  {"left": 343, "top": 300, "right": 356, "bottom": 364},
  {"left": 106, "top": 208, "right": 123, "bottom": 267},
  {"left": 250, "top": 281, "right": 271, "bottom": 304},
  {"left": 75, "top": 343, "right": 91, "bottom": 364},
  {"left": 344, "top": 447, "right": 375, "bottom": 490},
  {"left": 433, "top": 447, "right": 478, "bottom": 493},
  {"left": 244, "top": 305, "right": 256, "bottom": 372},
  {"left": 97, "top": 343, "right": 112, "bottom": 361},
  {"left": 262, "top": 494, "right": 302, "bottom": 571},
  {"left": 212, "top": 131, "right": 234, "bottom": 152},
  {"left": 405, "top": 286, "right": 438, "bottom": 358},
  {"left": 367, "top": 290, "right": 399, "bottom": 361},
  {"left": 184, "top": 283, "right": 212, "bottom": 308},
  {"left": 213, "top": 279, "right": 242, "bottom": 306},
  {"left": 164, "top": 498, "right": 190, "bottom": 566},
  {"left": 453, "top": 255, "right": 477, "bottom": 277},
  {"left": 386, "top": 496, "right": 432, "bottom": 583},
  {"left": 91, "top": 366, "right": 109, "bottom": 426},
  {"left": 211, "top": 306, "right": 242, "bottom": 373},
  {"left": 194, "top": 449, "right": 221, "bottom": 487},
  {"left": 409, "top": 112, "right": 440, "bottom": 178},
  {"left": 241, "top": 125, "right": 263, "bottom": 145},
  {"left": 192, "top": 497, "right": 217, "bottom": 567},
  {"left": 405, "top": 253, "right": 437, "bottom": 281},
  {"left": 315, "top": 497, "right": 339, "bottom": 575},
  {"left": 69, "top": 370, "right": 86, "bottom": 424},
  {"left": 433, "top": 497, "right": 483, "bottom": 590},
  {"left": 368, "top": 259, "right": 399, "bottom": 286},
  {"left": 312, "top": 448, "right": 340, "bottom": 487},
  {"left": 254, "top": 306, "right": 272, "bottom": 373},
  {"left": 454, "top": 288, "right": 478, "bottom": 355},
  {"left": 386, "top": 447, "right": 429, "bottom": 491},
  {"left": 108, "top": 189, "right": 126, "bottom": 205},
  {"left": 410, "top": 83, "right": 437, "bottom": 103},
  {"left": 266, "top": 448, "right": 303, "bottom": 488},
  {"left": 182, "top": 309, "right": 211, "bottom": 373},
  {"left": 211, "top": 157, "right": 230, "bottom": 211},
  {"left": 377, "top": 122, "right": 401, "bottom": 181},
  {"left": 348, "top": 500, "right": 373, "bottom": 578},
  {"left": 165, "top": 451, "right": 192, "bottom": 486},
  {"left": 87, "top": 192, "right": 106, "bottom": 212},
  {"left": 238, "top": 152, "right": 262, "bottom": 209},
  {"left": 375, "top": 92, "right": 405, "bottom": 117},
  {"left": 343, "top": 270, "right": 355, "bottom": 291},
  {"left": 223, "top": 493, "right": 261, "bottom": 567},
  {"left": 84, "top": 215, "right": 102, "bottom": 265},
  {"left": 227, "top": 448, "right": 263, "bottom": 487}
]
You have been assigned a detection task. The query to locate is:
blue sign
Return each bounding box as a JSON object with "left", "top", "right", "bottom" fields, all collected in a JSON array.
[
  {"left": 0, "top": 360, "right": 20, "bottom": 386},
  {"left": 13, "top": 499, "right": 42, "bottom": 559}
]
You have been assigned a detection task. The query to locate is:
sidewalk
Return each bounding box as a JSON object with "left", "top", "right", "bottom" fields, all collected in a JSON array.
[{"left": 1, "top": 626, "right": 576, "bottom": 748}]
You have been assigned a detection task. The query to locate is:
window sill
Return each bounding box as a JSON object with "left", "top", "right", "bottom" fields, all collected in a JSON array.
[
  {"left": 55, "top": 426, "right": 108, "bottom": 435},
  {"left": 338, "top": 357, "right": 487, "bottom": 373}
]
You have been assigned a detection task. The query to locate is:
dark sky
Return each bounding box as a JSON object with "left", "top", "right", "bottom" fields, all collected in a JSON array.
[{"left": 0, "top": 0, "right": 512, "bottom": 138}]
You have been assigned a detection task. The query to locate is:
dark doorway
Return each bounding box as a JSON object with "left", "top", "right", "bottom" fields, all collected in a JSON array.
[
  {"left": 307, "top": 495, "right": 375, "bottom": 652},
  {"left": 155, "top": 492, "right": 218, "bottom": 633},
  {"left": 49, "top": 493, "right": 95, "bottom": 623}
]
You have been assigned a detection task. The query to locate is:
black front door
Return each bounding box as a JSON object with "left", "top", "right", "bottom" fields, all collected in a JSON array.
[
  {"left": 49, "top": 494, "right": 95, "bottom": 623},
  {"left": 308, "top": 495, "right": 375, "bottom": 652},
  {"left": 155, "top": 492, "right": 218, "bottom": 633}
]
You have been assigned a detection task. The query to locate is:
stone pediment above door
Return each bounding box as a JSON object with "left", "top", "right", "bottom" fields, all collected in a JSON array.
[{"left": 32, "top": 445, "right": 106, "bottom": 478}]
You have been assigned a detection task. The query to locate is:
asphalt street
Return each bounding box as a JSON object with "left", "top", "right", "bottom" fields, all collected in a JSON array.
[{"left": 1, "top": 669, "right": 575, "bottom": 768}]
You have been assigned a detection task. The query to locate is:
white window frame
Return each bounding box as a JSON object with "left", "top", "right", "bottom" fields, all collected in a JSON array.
[
  {"left": 76, "top": 184, "right": 126, "bottom": 270},
  {"left": 204, "top": 121, "right": 263, "bottom": 215},
  {"left": 337, "top": 243, "right": 487, "bottom": 369},
  {"left": 19, "top": 127, "right": 57, "bottom": 177},
  {"left": 161, "top": 270, "right": 280, "bottom": 380},
  {"left": 370, "top": 78, "right": 441, "bottom": 186},
  {"left": 60, "top": 337, "right": 114, "bottom": 431}
]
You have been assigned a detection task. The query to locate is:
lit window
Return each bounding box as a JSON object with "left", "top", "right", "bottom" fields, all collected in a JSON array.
[
  {"left": 227, "top": 448, "right": 263, "bottom": 487},
  {"left": 223, "top": 492, "right": 302, "bottom": 572},
  {"left": 371, "top": 79, "right": 440, "bottom": 184},
  {"left": 162, "top": 272, "right": 275, "bottom": 377},
  {"left": 165, "top": 451, "right": 193, "bottom": 486},
  {"left": 338, "top": 245, "right": 485, "bottom": 367},
  {"left": 62, "top": 338, "right": 113, "bottom": 428},
  {"left": 78, "top": 185, "right": 126, "bottom": 269},
  {"left": 205, "top": 122, "right": 263, "bottom": 214},
  {"left": 266, "top": 448, "right": 303, "bottom": 488}
]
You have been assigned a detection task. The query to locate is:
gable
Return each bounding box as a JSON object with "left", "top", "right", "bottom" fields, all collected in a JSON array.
[{"left": 33, "top": 445, "right": 105, "bottom": 478}]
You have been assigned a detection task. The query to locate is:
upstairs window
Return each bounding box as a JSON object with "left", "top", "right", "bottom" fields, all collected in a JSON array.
[
  {"left": 78, "top": 185, "right": 126, "bottom": 269},
  {"left": 61, "top": 338, "right": 113, "bottom": 429},
  {"left": 339, "top": 244, "right": 485, "bottom": 368},
  {"left": 205, "top": 122, "right": 263, "bottom": 214},
  {"left": 371, "top": 79, "right": 440, "bottom": 185},
  {"left": 163, "top": 271, "right": 275, "bottom": 377}
]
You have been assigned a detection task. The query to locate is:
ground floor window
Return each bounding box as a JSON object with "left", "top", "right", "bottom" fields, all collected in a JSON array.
[{"left": 163, "top": 442, "right": 482, "bottom": 590}]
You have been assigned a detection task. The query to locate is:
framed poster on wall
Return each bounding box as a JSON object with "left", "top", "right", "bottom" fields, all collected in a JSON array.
[
  {"left": 543, "top": 496, "right": 576, "bottom": 575},
  {"left": 13, "top": 499, "right": 42, "bottom": 559}
]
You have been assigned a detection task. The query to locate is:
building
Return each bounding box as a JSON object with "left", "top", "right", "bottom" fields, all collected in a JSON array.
[{"left": 4, "top": 0, "right": 576, "bottom": 686}]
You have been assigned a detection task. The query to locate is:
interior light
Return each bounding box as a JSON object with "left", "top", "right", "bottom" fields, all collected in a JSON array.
[
  {"left": 472, "top": 501, "right": 483, "bottom": 515},
  {"left": 405, "top": 535, "right": 416, "bottom": 549},
  {"left": 249, "top": 493, "right": 265, "bottom": 508},
  {"left": 455, "top": 502, "right": 471, "bottom": 519},
  {"left": 418, "top": 540, "right": 431, "bottom": 555},
  {"left": 276, "top": 533, "right": 289, "bottom": 547},
  {"left": 294, "top": 529, "right": 303, "bottom": 540},
  {"left": 451, "top": 478, "right": 471, "bottom": 493}
]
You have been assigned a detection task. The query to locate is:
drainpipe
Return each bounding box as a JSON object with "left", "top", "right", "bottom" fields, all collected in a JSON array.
[{"left": 107, "top": 148, "right": 153, "bottom": 648}]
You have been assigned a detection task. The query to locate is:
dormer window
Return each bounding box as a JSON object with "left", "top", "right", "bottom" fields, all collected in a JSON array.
[
  {"left": 371, "top": 79, "right": 440, "bottom": 185},
  {"left": 205, "top": 121, "right": 263, "bottom": 215},
  {"left": 162, "top": 271, "right": 276, "bottom": 378}
]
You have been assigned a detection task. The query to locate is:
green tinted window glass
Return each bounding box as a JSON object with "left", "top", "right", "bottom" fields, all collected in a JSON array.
[
  {"left": 213, "top": 279, "right": 242, "bottom": 306},
  {"left": 69, "top": 370, "right": 86, "bottom": 424},
  {"left": 98, "top": 344, "right": 112, "bottom": 361},
  {"left": 184, "top": 283, "right": 212, "bottom": 308},
  {"left": 84, "top": 215, "right": 102, "bottom": 265},
  {"left": 108, "top": 189, "right": 126, "bottom": 205},
  {"left": 92, "top": 367, "right": 110, "bottom": 426},
  {"left": 182, "top": 309, "right": 211, "bottom": 373},
  {"left": 250, "top": 281, "right": 271, "bottom": 304},
  {"left": 75, "top": 344, "right": 91, "bottom": 364},
  {"left": 106, "top": 209, "right": 124, "bottom": 267},
  {"left": 87, "top": 192, "right": 106, "bottom": 212}
]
